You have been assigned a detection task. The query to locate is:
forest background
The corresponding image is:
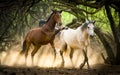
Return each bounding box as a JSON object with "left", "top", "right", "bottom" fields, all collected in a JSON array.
[{"left": 0, "top": 0, "right": 120, "bottom": 66}]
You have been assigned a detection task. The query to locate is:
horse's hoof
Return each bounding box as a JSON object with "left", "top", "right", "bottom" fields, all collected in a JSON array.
[
  {"left": 60, "top": 62, "right": 64, "bottom": 68},
  {"left": 79, "top": 63, "right": 84, "bottom": 69},
  {"left": 87, "top": 66, "right": 91, "bottom": 71}
]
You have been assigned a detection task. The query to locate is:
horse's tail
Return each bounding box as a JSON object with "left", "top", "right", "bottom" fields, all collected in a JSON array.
[
  {"left": 20, "top": 40, "right": 27, "bottom": 54},
  {"left": 55, "top": 26, "right": 68, "bottom": 35}
]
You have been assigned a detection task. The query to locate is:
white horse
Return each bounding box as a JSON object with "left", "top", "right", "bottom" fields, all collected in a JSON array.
[{"left": 59, "top": 20, "right": 95, "bottom": 69}]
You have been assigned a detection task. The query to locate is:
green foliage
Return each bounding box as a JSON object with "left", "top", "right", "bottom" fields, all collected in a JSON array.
[
  {"left": 91, "top": 8, "right": 111, "bottom": 32},
  {"left": 62, "top": 11, "right": 76, "bottom": 25},
  {"left": 111, "top": 7, "right": 119, "bottom": 27}
]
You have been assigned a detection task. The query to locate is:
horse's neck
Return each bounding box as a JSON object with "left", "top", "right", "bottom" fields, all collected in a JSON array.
[
  {"left": 45, "top": 17, "right": 56, "bottom": 30},
  {"left": 82, "top": 30, "right": 89, "bottom": 40},
  {"left": 77, "top": 27, "right": 89, "bottom": 41}
]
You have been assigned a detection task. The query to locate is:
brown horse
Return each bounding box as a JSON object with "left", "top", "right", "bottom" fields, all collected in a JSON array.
[{"left": 20, "top": 10, "right": 62, "bottom": 65}]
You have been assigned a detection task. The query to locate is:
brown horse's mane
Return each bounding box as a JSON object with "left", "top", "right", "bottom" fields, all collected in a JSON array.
[{"left": 46, "top": 12, "right": 54, "bottom": 23}]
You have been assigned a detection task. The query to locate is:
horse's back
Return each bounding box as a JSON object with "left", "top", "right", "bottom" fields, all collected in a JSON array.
[
  {"left": 60, "top": 28, "right": 81, "bottom": 49},
  {"left": 29, "top": 28, "right": 43, "bottom": 36},
  {"left": 60, "top": 28, "right": 77, "bottom": 39},
  {"left": 26, "top": 28, "right": 46, "bottom": 43}
]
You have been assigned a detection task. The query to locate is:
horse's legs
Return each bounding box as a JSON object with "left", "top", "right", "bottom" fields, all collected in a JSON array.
[
  {"left": 69, "top": 47, "right": 74, "bottom": 67},
  {"left": 50, "top": 42, "right": 56, "bottom": 62},
  {"left": 80, "top": 49, "right": 86, "bottom": 69},
  {"left": 60, "top": 50, "right": 64, "bottom": 67},
  {"left": 25, "top": 41, "right": 31, "bottom": 65},
  {"left": 80, "top": 47, "right": 90, "bottom": 69},
  {"left": 59, "top": 42, "right": 67, "bottom": 67},
  {"left": 31, "top": 45, "right": 40, "bottom": 65},
  {"left": 85, "top": 48, "right": 90, "bottom": 69}
]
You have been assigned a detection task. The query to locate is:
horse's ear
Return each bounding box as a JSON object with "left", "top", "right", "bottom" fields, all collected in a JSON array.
[
  {"left": 92, "top": 21, "right": 95, "bottom": 24},
  {"left": 51, "top": 9, "right": 55, "bottom": 12},
  {"left": 85, "top": 19, "right": 89, "bottom": 23},
  {"left": 59, "top": 10, "right": 62, "bottom": 13}
]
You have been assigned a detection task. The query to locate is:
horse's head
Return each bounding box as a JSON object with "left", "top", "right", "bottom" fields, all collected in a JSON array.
[
  {"left": 52, "top": 10, "right": 62, "bottom": 28},
  {"left": 86, "top": 20, "right": 95, "bottom": 37}
]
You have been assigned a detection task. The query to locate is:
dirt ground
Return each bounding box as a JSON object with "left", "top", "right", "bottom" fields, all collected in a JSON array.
[
  {"left": 0, "top": 35, "right": 119, "bottom": 75},
  {"left": 0, "top": 64, "right": 120, "bottom": 75}
]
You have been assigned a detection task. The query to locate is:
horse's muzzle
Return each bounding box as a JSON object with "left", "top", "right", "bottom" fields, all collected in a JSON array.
[{"left": 90, "top": 35, "right": 94, "bottom": 38}]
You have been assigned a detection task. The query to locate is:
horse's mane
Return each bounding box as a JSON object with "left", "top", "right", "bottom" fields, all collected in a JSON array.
[
  {"left": 81, "top": 21, "right": 94, "bottom": 31},
  {"left": 81, "top": 22, "right": 88, "bottom": 31},
  {"left": 46, "top": 12, "right": 54, "bottom": 23}
]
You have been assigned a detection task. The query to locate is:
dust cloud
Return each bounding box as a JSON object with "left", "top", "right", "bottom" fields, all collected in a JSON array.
[{"left": 0, "top": 35, "right": 107, "bottom": 69}]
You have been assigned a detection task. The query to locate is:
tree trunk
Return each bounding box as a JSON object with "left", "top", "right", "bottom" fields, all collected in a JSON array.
[
  {"left": 105, "top": 5, "right": 120, "bottom": 65},
  {"left": 94, "top": 27, "right": 115, "bottom": 64}
]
